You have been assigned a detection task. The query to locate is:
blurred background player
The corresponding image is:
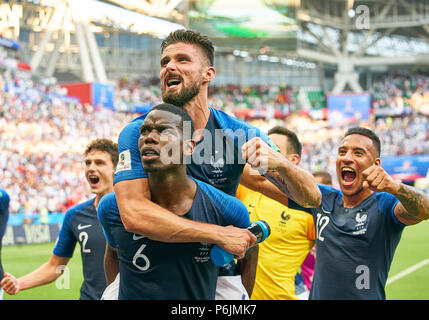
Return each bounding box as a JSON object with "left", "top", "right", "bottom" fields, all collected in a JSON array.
[
  {"left": 0, "top": 188, "right": 10, "bottom": 300},
  {"left": 236, "top": 126, "right": 316, "bottom": 300},
  {"left": 112, "top": 29, "right": 321, "bottom": 299},
  {"left": 98, "top": 104, "right": 252, "bottom": 299},
  {"left": 0, "top": 139, "right": 118, "bottom": 300},
  {"left": 313, "top": 171, "right": 333, "bottom": 186}
]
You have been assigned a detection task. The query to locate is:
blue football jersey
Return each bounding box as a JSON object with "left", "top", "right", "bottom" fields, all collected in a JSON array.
[
  {"left": 114, "top": 107, "right": 275, "bottom": 196},
  {"left": 98, "top": 179, "right": 251, "bottom": 300},
  {"left": 0, "top": 189, "right": 10, "bottom": 281},
  {"left": 290, "top": 184, "right": 404, "bottom": 300},
  {"left": 53, "top": 198, "right": 107, "bottom": 300},
  {"left": 113, "top": 107, "right": 277, "bottom": 277}
]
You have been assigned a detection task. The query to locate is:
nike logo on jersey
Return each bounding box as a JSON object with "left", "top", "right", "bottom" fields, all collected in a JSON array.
[
  {"left": 133, "top": 234, "right": 145, "bottom": 240},
  {"left": 321, "top": 206, "right": 331, "bottom": 214},
  {"left": 77, "top": 224, "right": 92, "bottom": 230}
]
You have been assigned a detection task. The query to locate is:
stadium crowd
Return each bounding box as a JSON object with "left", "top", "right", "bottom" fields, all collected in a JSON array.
[
  {"left": 1, "top": 69, "right": 429, "bottom": 218},
  {"left": 0, "top": 70, "right": 137, "bottom": 218}
]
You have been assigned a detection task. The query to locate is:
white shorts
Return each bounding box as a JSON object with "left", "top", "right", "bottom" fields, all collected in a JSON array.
[
  {"left": 100, "top": 273, "right": 120, "bottom": 300},
  {"left": 215, "top": 275, "right": 249, "bottom": 300},
  {"left": 0, "top": 288, "right": 3, "bottom": 300},
  {"left": 100, "top": 273, "right": 250, "bottom": 300}
]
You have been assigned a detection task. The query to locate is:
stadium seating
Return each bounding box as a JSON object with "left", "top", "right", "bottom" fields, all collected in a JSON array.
[{"left": 1, "top": 68, "right": 429, "bottom": 221}]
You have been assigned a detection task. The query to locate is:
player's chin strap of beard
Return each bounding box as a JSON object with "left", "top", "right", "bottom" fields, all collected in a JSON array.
[{"left": 210, "top": 220, "right": 271, "bottom": 267}]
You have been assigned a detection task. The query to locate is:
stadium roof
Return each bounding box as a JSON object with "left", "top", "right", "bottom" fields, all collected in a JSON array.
[
  {"left": 87, "top": 0, "right": 184, "bottom": 37},
  {"left": 96, "top": 0, "right": 429, "bottom": 57}
]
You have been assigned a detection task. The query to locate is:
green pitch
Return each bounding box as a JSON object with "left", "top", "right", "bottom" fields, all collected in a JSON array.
[
  {"left": 2, "top": 243, "right": 83, "bottom": 300},
  {"left": 1, "top": 220, "right": 429, "bottom": 300},
  {"left": 385, "top": 220, "right": 429, "bottom": 300}
]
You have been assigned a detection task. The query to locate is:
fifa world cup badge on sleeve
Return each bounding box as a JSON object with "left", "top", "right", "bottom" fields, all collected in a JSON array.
[{"left": 115, "top": 150, "right": 131, "bottom": 173}]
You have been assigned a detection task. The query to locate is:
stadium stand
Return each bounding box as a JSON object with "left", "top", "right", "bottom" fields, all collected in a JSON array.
[
  {"left": 2, "top": 66, "right": 428, "bottom": 220},
  {"left": 0, "top": 1, "right": 427, "bottom": 283}
]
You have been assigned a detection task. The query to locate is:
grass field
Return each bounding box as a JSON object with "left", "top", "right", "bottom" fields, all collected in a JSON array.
[
  {"left": 2, "top": 244, "right": 83, "bottom": 300},
  {"left": 1, "top": 220, "right": 429, "bottom": 300}
]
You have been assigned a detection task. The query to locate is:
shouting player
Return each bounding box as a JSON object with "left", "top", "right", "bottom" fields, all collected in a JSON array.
[
  {"left": 98, "top": 104, "right": 252, "bottom": 299},
  {"left": 0, "top": 139, "right": 118, "bottom": 300},
  {"left": 111, "top": 29, "right": 321, "bottom": 299},
  {"left": 291, "top": 127, "right": 429, "bottom": 299}
]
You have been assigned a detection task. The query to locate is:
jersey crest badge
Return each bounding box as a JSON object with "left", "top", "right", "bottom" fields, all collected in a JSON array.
[{"left": 115, "top": 150, "right": 132, "bottom": 173}]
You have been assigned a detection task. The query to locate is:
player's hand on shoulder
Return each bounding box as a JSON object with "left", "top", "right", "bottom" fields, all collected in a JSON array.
[
  {"left": 218, "top": 226, "right": 257, "bottom": 259},
  {"left": 0, "top": 272, "right": 20, "bottom": 295},
  {"left": 362, "top": 164, "right": 400, "bottom": 194}
]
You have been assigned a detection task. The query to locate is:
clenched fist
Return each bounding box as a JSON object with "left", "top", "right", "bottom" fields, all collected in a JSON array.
[
  {"left": 362, "top": 165, "right": 400, "bottom": 194},
  {"left": 0, "top": 272, "right": 20, "bottom": 295},
  {"left": 242, "top": 137, "right": 286, "bottom": 174}
]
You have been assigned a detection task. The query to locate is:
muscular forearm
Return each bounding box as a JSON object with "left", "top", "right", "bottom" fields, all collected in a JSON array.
[
  {"left": 115, "top": 180, "right": 223, "bottom": 243},
  {"left": 263, "top": 163, "right": 321, "bottom": 208},
  {"left": 393, "top": 183, "right": 429, "bottom": 223},
  {"left": 115, "top": 181, "right": 256, "bottom": 257},
  {"left": 118, "top": 194, "right": 225, "bottom": 243},
  {"left": 240, "top": 166, "right": 289, "bottom": 206}
]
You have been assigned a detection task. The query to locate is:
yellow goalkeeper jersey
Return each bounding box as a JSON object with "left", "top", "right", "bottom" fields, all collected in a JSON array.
[{"left": 236, "top": 184, "right": 315, "bottom": 300}]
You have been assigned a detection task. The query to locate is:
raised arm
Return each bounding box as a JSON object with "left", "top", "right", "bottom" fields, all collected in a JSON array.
[
  {"left": 242, "top": 137, "right": 321, "bottom": 208},
  {"left": 362, "top": 165, "right": 429, "bottom": 225},
  {"left": 114, "top": 178, "right": 256, "bottom": 257},
  {"left": 393, "top": 184, "right": 429, "bottom": 225}
]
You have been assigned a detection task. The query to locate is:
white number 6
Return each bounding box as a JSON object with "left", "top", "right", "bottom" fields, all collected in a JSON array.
[{"left": 133, "top": 244, "right": 150, "bottom": 271}]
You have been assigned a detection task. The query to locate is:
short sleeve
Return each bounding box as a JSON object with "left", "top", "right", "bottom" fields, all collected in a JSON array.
[
  {"left": 114, "top": 117, "right": 148, "bottom": 185},
  {"left": 97, "top": 192, "right": 121, "bottom": 248},
  {"left": 53, "top": 208, "right": 77, "bottom": 258},
  {"left": 235, "top": 184, "right": 246, "bottom": 201},
  {"left": 376, "top": 192, "right": 404, "bottom": 228},
  {"left": 306, "top": 213, "right": 316, "bottom": 241},
  {"left": 0, "top": 190, "right": 10, "bottom": 239},
  {"left": 196, "top": 180, "right": 251, "bottom": 228}
]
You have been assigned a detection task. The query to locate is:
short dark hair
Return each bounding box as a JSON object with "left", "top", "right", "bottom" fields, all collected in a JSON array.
[
  {"left": 161, "top": 29, "right": 215, "bottom": 66},
  {"left": 313, "top": 171, "right": 333, "bottom": 185},
  {"left": 85, "top": 138, "right": 118, "bottom": 167},
  {"left": 148, "top": 103, "right": 194, "bottom": 137},
  {"left": 267, "top": 126, "right": 302, "bottom": 156},
  {"left": 344, "top": 127, "right": 381, "bottom": 157}
]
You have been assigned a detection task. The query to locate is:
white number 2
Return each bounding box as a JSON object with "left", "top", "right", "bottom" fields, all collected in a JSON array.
[
  {"left": 133, "top": 244, "right": 150, "bottom": 271},
  {"left": 316, "top": 213, "right": 330, "bottom": 241},
  {"left": 79, "top": 232, "right": 91, "bottom": 253}
]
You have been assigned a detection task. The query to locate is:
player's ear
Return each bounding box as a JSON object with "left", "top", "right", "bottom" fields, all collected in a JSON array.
[
  {"left": 374, "top": 158, "right": 381, "bottom": 166},
  {"left": 202, "top": 66, "right": 215, "bottom": 83},
  {"left": 183, "top": 139, "right": 196, "bottom": 156},
  {"left": 288, "top": 154, "right": 300, "bottom": 165}
]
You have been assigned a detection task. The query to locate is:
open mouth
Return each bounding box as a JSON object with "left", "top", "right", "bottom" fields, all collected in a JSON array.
[
  {"left": 88, "top": 175, "right": 100, "bottom": 185},
  {"left": 165, "top": 76, "right": 182, "bottom": 89},
  {"left": 341, "top": 167, "right": 357, "bottom": 185}
]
